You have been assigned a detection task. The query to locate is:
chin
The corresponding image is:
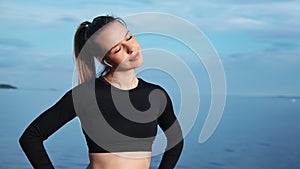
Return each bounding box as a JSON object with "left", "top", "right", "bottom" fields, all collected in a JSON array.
[
  {"left": 133, "top": 57, "right": 143, "bottom": 68},
  {"left": 117, "top": 57, "right": 143, "bottom": 71}
]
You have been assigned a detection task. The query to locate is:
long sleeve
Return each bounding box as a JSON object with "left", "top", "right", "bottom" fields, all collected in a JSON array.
[
  {"left": 19, "top": 90, "right": 76, "bottom": 169},
  {"left": 157, "top": 89, "right": 184, "bottom": 169}
]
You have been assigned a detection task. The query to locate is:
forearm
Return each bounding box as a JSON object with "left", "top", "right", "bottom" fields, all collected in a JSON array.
[
  {"left": 19, "top": 90, "right": 76, "bottom": 168},
  {"left": 19, "top": 125, "right": 55, "bottom": 169},
  {"left": 157, "top": 87, "right": 184, "bottom": 169},
  {"left": 158, "top": 139, "right": 184, "bottom": 169}
]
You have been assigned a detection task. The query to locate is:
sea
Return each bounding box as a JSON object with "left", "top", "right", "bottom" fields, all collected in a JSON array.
[{"left": 0, "top": 88, "right": 299, "bottom": 169}]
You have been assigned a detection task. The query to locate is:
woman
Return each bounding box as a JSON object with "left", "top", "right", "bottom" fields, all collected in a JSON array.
[{"left": 19, "top": 15, "right": 184, "bottom": 169}]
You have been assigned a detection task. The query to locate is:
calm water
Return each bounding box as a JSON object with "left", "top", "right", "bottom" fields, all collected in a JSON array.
[{"left": 0, "top": 89, "right": 299, "bottom": 169}]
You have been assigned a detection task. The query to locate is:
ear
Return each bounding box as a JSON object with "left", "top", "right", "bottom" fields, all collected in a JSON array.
[
  {"left": 96, "top": 56, "right": 113, "bottom": 67},
  {"left": 103, "top": 59, "right": 113, "bottom": 67}
]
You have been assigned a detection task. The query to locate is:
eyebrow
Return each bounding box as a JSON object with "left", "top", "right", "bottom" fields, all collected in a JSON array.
[{"left": 109, "top": 31, "right": 130, "bottom": 51}]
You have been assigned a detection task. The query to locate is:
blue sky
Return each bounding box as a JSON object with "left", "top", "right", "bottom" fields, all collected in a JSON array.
[{"left": 0, "top": 0, "right": 299, "bottom": 96}]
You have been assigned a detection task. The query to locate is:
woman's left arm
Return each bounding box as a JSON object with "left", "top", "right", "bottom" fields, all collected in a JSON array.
[{"left": 157, "top": 88, "right": 184, "bottom": 169}]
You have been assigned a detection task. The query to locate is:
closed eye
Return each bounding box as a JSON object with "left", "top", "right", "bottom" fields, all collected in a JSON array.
[
  {"left": 111, "top": 32, "right": 132, "bottom": 54},
  {"left": 113, "top": 46, "right": 121, "bottom": 53},
  {"left": 126, "top": 35, "right": 133, "bottom": 41}
]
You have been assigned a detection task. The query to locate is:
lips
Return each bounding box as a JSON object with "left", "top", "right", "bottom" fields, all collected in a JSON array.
[{"left": 130, "top": 51, "right": 140, "bottom": 61}]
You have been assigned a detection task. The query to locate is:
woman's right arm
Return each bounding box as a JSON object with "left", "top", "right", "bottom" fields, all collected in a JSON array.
[{"left": 19, "top": 90, "right": 76, "bottom": 169}]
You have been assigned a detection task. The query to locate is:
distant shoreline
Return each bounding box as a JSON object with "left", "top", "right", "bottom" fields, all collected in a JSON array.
[
  {"left": 0, "top": 84, "right": 298, "bottom": 99},
  {"left": 0, "top": 84, "right": 17, "bottom": 90},
  {"left": 273, "top": 95, "right": 300, "bottom": 99}
]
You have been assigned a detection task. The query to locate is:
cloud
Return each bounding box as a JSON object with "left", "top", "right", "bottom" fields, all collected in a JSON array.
[
  {"left": 1, "top": 0, "right": 299, "bottom": 96},
  {"left": 0, "top": 38, "right": 32, "bottom": 68},
  {"left": 59, "top": 16, "right": 80, "bottom": 23},
  {"left": 0, "top": 38, "right": 31, "bottom": 49},
  {"left": 226, "top": 47, "right": 300, "bottom": 67},
  {"left": 184, "top": 1, "right": 300, "bottom": 36},
  {"left": 222, "top": 45, "right": 300, "bottom": 95},
  {"left": 0, "top": 42, "right": 73, "bottom": 71},
  {"left": 264, "top": 42, "right": 298, "bottom": 52},
  {"left": 209, "top": 0, "right": 298, "bottom": 4},
  {"left": 1, "top": 0, "right": 299, "bottom": 37},
  {"left": 228, "top": 17, "right": 266, "bottom": 27}
]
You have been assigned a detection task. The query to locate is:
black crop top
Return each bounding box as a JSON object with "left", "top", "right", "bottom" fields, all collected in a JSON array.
[{"left": 19, "top": 76, "right": 184, "bottom": 169}]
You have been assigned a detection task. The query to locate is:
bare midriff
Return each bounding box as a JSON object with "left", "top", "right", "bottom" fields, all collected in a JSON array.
[{"left": 87, "top": 152, "right": 152, "bottom": 169}]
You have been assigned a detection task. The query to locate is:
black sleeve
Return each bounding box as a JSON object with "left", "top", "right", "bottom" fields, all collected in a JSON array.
[
  {"left": 19, "top": 90, "right": 76, "bottom": 169},
  {"left": 157, "top": 88, "right": 184, "bottom": 169}
]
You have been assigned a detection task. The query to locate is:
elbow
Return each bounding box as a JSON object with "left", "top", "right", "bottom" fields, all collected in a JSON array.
[
  {"left": 176, "top": 128, "right": 184, "bottom": 151},
  {"left": 178, "top": 137, "right": 184, "bottom": 153},
  {"left": 19, "top": 130, "right": 41, "bottom": 153},
  {"left": 19, "top": 132, "right": 29, "bottom": 150},
  {"left": 165, "top": 135, "right": 184, "bottom": 153},
  {"left": 179, "top": 137, "right": 184, "bottom": 146},
  {"left": 19, "top": 135, "right": 23, "bottom": 145},
  {"left": 175, "top": 134, "right": 184, "bottom": 153},
  {"left": 19, "top": 127, "right": 41, "bottom": 149},
  {"left": 19, "top": 123, "right": 45, "bottom": 146}
]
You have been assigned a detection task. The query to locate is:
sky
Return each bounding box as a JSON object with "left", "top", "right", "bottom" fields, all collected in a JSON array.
[{"left": 0, "top": 0, "right": 299, "bottom": 96}]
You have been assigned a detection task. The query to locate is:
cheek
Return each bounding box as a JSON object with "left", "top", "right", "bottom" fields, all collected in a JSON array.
[
  {"left": 133, "top": 38, "right": 141, "bottom": 49},
  {"left": 107, "top": 53, "right": 126, "bottom": 65}
]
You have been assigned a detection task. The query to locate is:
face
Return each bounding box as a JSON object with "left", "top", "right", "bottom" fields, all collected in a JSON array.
[{"left": 93, "top": 21, "right": 143, "bottom": 71}]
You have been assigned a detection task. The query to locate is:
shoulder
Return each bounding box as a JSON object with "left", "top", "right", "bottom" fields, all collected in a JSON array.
[
  {"left": 138, "top": 78, "right": 166, "bottom": 91},
  {"left": 71, "top": 77, "right": 107, "bottom": 94},
  {"left": 138, "top": 78, "right": 171, "bottom": 99},
  {"left": 138, "top": 77, "right": 162, "bottom": 89},
  {"left": 68, "top": 80, "right": 100, "bottom": 104}
]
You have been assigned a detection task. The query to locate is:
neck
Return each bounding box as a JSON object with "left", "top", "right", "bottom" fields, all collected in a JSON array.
[{"left": 104, "top": 69, "right": 138, "bottom": 90}]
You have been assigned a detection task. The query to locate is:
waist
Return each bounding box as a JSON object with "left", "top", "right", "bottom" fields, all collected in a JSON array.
[
  {"left": 87, "top": 152, "right": 151, "bottom": 169},
  {"left": 83, "top": 130, "right": 155, "bottom": 153}
]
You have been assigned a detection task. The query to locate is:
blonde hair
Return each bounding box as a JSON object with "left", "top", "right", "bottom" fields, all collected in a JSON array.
[
  {"left": 73, "top": 16, "right": 122, "bottom": 84},
  {"left": 75, "top": 52, "right": 96, "bottom": 84}
]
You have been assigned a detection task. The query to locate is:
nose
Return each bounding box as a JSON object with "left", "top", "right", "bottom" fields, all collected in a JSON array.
[{"left": 124, "top": 42, "right": 135, "bottom": 54}]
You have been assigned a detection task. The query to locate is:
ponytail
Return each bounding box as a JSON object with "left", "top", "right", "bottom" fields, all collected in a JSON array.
[
  {"left": 74, "top": 21, "right": 95, "bottom": 84},
  {"left": 73, "top": 16, "right": 124, "bottom": 84}
]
